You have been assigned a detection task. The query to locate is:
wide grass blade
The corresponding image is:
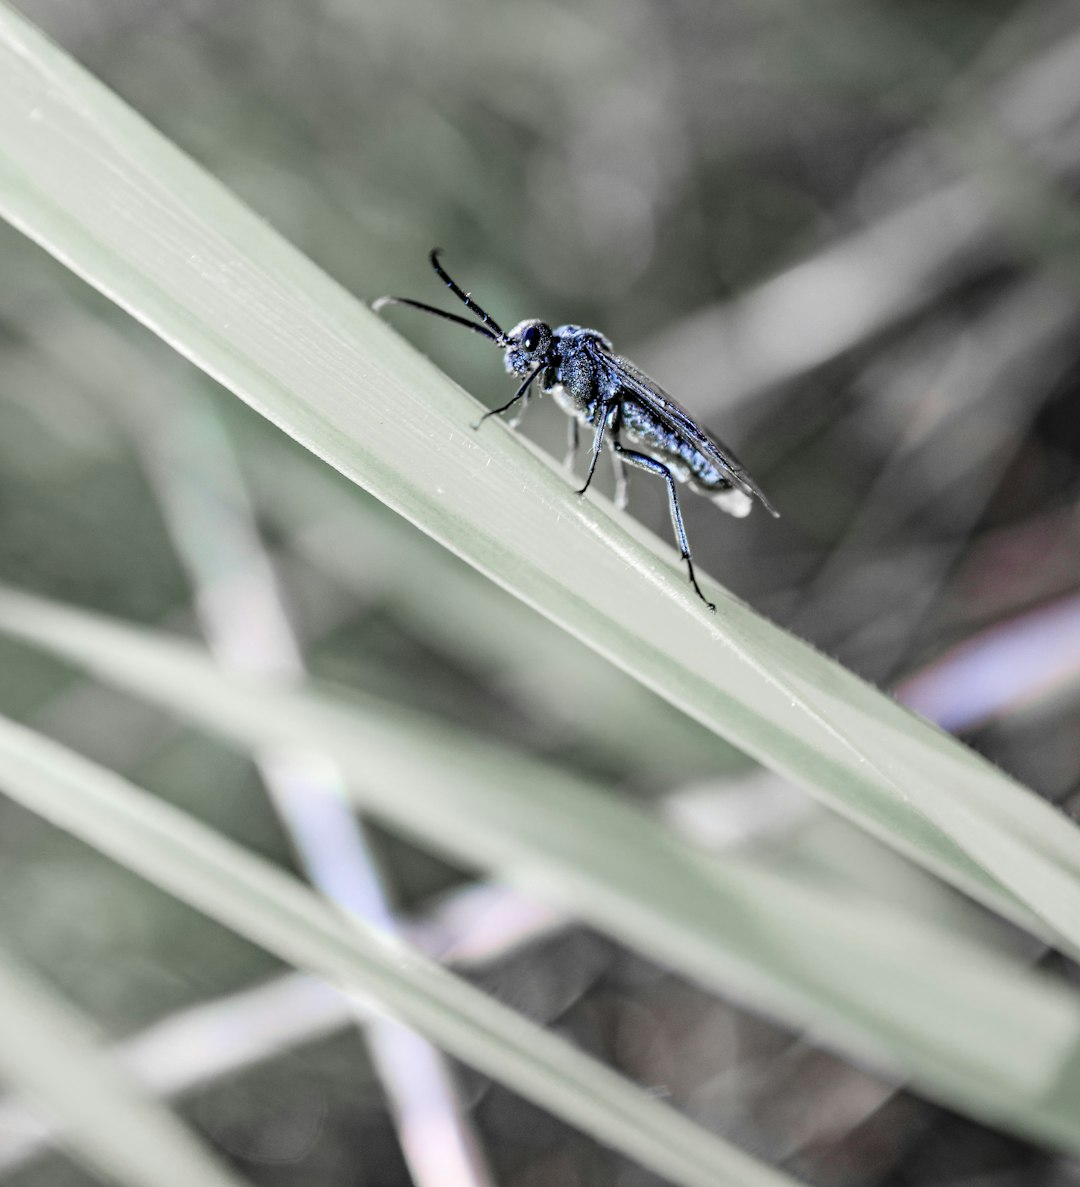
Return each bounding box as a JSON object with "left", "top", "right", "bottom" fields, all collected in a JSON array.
[
  {"left": 2, "top": 0, "right": 1080, "bottom": 987},
  {"left": 0, "top": 945, "right": 253, "bottom": 1187},
  {"left": 2, "top": 588, "right": 1080, "bottom": 1152},
  {"left": 0, "top": 711, "right": 800, "bottom": 1187}
]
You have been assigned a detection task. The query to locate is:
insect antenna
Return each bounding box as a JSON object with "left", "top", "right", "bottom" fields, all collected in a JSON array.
[
  {"left": 372, "top": 295, "right": 501, "bottom": 343},
  {"left": 429, "top": 248, "right": 508, "bottom": 344}
]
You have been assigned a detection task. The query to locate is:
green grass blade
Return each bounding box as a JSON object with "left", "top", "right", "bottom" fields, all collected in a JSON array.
[
  {"left": 3, "top": 587, "right": 1080, "bottom": 1152},
  {"left": 2, "top": 3, "right": 1080, "bottom": 960},
  {"left": 0, "top": 713, "right": 800, "bottom": 1187},
  {"left": 240, "top": 434, "right": 749, "bottom": 785},
  {"left": 0, "top": 946, "right": 253, "bottom": 1187}
]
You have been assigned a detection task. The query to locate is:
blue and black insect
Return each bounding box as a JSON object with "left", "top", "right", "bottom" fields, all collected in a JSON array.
[{"left": 374, "top": 249, "right": 778, "bottom": 610}]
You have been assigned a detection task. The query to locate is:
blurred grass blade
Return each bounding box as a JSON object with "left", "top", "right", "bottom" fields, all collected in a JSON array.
[
  {"left": 0, "top": 945, "right": 253, "bottom": 1187},
  {"left": 0, "top": 714, "right": 799, "bottom": 1187},
  {"left": 3, "top": 4, "right": 1080, "bottom": 959},
  {"left": 3, "top": 588, "right": 1080, "bottom": 1152}
]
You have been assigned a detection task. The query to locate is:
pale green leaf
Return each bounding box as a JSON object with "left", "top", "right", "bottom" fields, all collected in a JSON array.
[
  {"left": 2, "top": 3, "right": 1080, "bottom": 959},
  {"left": 0, "top": 711, "right": 798, "bottom": 1187},
  {"left": 0, "top": 946, "right": 252, "bottom": 1187},
  {"left": 2, "top": 588, "right": 1080, "bottom": 1153}
]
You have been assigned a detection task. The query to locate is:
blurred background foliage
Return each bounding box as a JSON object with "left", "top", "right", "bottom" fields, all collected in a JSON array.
[{"left": 2, "top": 0, "right": 1080, "bottom": 1184}]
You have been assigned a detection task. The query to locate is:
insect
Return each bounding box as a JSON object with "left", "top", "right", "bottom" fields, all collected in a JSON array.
[{"left": 374, "top": 249, "right": 778, "bottom": 610}]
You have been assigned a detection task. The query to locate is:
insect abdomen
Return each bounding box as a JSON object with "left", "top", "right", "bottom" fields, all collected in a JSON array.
[
  {"left": 619, "top": 400, "right": 751, "bottom": 514},
  {"left": 619, "top": 401, "right": 706, "bottom": 481}
]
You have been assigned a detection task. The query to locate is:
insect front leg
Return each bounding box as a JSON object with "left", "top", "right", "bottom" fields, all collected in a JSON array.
[
  {"left": 576, "top": 403, "right": 617, "bottom": 497},
  {"left": 612, "top": 443, "right": 716, "bottom": 611},
  {"left": 472, "top": 362, "right": 543, "bottom": 430}
]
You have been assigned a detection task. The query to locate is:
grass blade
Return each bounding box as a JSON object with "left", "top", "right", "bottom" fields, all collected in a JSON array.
[
  {"left": 2, "top": 588, "right": 1080, "bottom": 1151},
  {"left": 0, "top": 946, "right": 253, "bottom": 1187},
  {"left": 0, "top": 711, "right": 799, "bottom": 1187},
  {"left": 1, "top": 0, "right": 1080, "bottom": 986}
]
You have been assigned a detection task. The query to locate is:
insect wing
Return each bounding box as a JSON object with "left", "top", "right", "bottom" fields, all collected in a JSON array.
[{"left": 588, "top": 342, "right": 779, "bottom": 516}]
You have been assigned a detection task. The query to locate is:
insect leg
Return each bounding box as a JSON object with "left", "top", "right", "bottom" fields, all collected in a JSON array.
[
  {"left": 576, "top": 404, "right": 617, "bottom": 496},
  {"left": 610, "top": 448, "right": 629, "bottom": 510},
  {"left": 612, "top": 444, "right": 716, "bottom": 611},
  {"left": 564, "top": 417, "right": 580, "bottom": 471},
  {"left": 507, "top": 392, "right": 532, "bottom": 429},
  {"left": 472, "top": 362, "right": 543, "bottom": 430}
]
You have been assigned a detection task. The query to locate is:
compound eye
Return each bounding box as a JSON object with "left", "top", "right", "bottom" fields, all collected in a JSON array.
[{"left": 521, "top": 325, "right": 542, "bottom": 353}]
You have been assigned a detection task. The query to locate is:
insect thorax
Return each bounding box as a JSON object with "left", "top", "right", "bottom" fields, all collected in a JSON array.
[{"left": 543, "top": 326, "right": 609, "bottom": 415}]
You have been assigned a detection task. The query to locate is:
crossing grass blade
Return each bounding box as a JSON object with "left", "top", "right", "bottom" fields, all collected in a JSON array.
[
  {"left": 2, "top": 589, "right": 1080, "bottom": 1153},
  {"left": 0, "top": 711, "right": 804, "bottom": 1187},
  {"left": 2, "top": 0, "right": 1080, "bottom": 949},
  {"left": 0, "top": 946, "right": 254, "bottom": 1187},
  {"left": 4, "top": 0, "right": 1080, "bottom": 1083}
]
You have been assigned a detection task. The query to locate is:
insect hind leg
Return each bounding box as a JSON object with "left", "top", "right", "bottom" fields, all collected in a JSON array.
[{"left": 612, "top": 443, "right": 716, "bottom": 611}]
